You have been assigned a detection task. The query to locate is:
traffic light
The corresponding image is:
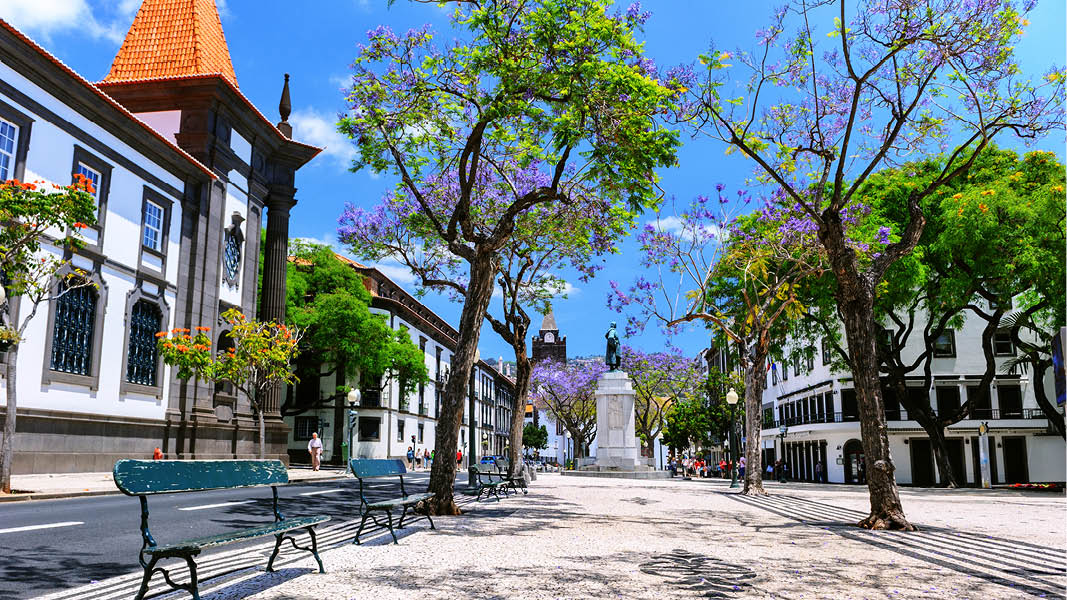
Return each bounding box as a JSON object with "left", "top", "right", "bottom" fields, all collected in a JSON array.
[{"left": 411, "top": 435, "right": 416, "bottom": 444}]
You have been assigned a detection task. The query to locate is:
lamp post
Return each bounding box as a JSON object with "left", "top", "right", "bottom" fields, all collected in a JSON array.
[
  {"left": 344, "top": 388, "right": 361, "bottom": 473},
  {"left": 564, "top": 430, "right": 571, "bottom": 470},
  {"left": 725, "top": 387, "right": 740, "bottom": 489}
]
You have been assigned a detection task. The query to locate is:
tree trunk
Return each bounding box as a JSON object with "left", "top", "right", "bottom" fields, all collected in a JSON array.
[
  {"left": 741, "top": 351, "right": 768, "bottom": 495},
  {"left": 839, "top": 293, "right": 916, "bottom": 530},
  {"left": 1, "top": 344, "right": 17, "bottom": 493},
  {"left": 507, "top": 350, "right": 531, "bottom": 478},
  {"left": 889, "top": 375, "right": 958, "bottom": 488},
  {"left": 1031, "top": 359, "right": 1065, "bottom": 439},
  {"left": 257, "top": 409, "right": 266, "bottom": 460},
  {"left": 425, "top": 251, "right": 497, "bottom": 515}
]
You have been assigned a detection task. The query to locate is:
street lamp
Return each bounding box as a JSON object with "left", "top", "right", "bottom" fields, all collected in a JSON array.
[
  {"left": 468, "top": 349, "right": 480, "bottom": 486},
  {"left": 725, "top": 387, "right": 740, "bottom": 488},
  {"left": 344, "top": 388, "right": 361, "bottom": 473},
  {"left": 564, "top": 430, "right": 571, "bottom": 471}
]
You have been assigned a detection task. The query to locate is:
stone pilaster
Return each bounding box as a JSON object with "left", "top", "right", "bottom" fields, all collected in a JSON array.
[{"left": 260, "top": 187, "right": 295, "bottom": 417}]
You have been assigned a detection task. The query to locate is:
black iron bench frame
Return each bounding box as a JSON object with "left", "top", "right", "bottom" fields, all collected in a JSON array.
[
  {"left": 113, "top": 459, "right": 329, "bottom": 600},
  {"left": 350, "top": 458, "right": 435, "bottom": 545},
  {"left": 469, "top": 464, "right": 510, "bottom": 501}
]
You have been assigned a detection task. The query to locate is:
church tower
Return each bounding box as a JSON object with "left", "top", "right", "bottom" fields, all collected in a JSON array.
[
  {"left": 532, "top": 309, "right": 567, "bottom": 363},
  {"left": 97, "top": 0, "right": 320, "bottom": 461}
]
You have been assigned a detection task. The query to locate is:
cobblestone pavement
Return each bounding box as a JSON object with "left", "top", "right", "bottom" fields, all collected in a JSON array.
[{"left": 166, "top": 475, "right": 1066, "bottom": 599}]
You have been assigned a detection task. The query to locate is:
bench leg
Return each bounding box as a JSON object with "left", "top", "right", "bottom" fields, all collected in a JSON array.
[
  {"left": 135, "top": 556, "right": 159, "bottom": 600},
  {"left": 267, "top": 533, "right": 284, "bottom": 572},
  {"left": 425, "top": 509, "right": 435, "bottom": 530},
  {"left": 184, "top": 555, "right": 201, "bottom": 600},
  {"left": 306, "top": 526, "right": 326, "bottom": 573},
  {"left": 385, "top": 509, "right": 399, "bottom": 544},
  {"left": 397, "top": 505, "right": 409, "bottom": 529},
  {"left": 354, "top": 511, "right": 370, "bottom": 545}
]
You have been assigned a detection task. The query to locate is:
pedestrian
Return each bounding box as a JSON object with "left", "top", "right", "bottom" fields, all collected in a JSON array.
[
  {"left": 430, "top": 449, "right": 435, "bottom": 468},
  {"left": 669, "top": 457, "right": 677, "bottom": 477},
  {"left": 719, "top": 459, "right": 727, "bottom": 478},
  {"left": 424, "top": 448, "right": 431, "bottom": 469},
  {"left": 781, "top": 460, "right": 790, "bottom": 483},
  {"left": 406, "top": 446, "right": 415, "bottom": 470},
  {"left": 739, "top": 455, "right": 746, "bottom": 479},
  {"left": 766, "top": 463, "right": 773, "bottom": 479},
  {"left": 815, "top": 460, "right": 824, "bottom": 482},
  {"left": 308, "top": 432, "right": 323, "bottom": 471},
  {"left": 457, "top": 449, "right": 462, "bottom": 466},
  {"left": 858, "top": 460, "right": 866, "bottom": 484},
  {"left": 152, "top": 447, "right": 163, "bottom": 460}
]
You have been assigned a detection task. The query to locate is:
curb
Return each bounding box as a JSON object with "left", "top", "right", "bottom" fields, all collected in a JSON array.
[{"left": 0, "top": 474, "right": 351, "bottom": 503}]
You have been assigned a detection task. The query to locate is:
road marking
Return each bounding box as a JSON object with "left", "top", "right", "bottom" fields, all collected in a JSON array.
[
  {"left": 178, "top": 500, "right": 255, "bottom": 511},
  {"left": 299, "top": 488, "right": 346, "bottom": 496},
  {"left": 0, "top": 521, "right": 84, "bottom": 534}
]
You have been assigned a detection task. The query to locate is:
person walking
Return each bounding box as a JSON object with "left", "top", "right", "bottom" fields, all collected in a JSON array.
[
  {"left": 815, "top": 460, "right": 824, "bottom": 483},
  {"left": 780, "top": 459, "right": 790, "bottom": 483},
  {"left": 406, "top": 446, "right": 415, "bottom": 470},
  {"left": 766, "top": 462, "right": 774, "bottom": 480},
  {"left": 457, "top": 449, "right": 462, "bottom": 467},
  {"left": 739, "top": 455, "right": 746, "bottom": 480},
  {"left": 308, "top": 433, "right": 323, "bottom": 471},
  {"left": 424, "top": 448, "right": 431, "bottom": 470}
]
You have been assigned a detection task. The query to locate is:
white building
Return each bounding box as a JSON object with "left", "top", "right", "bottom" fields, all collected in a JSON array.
[
  {"left": 0, "top": 7, "right": 326, "bottom": 472},
  {"left": 281, "top": 257, "right": 515, "bottom": 466},
  {"left": 758, "top": 313, "right": 1065, "bottom": 486}
]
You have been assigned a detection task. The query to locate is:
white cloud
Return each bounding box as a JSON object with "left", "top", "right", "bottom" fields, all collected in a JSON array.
[
  {"left": 329, "top": 73, "right": 351, "bottom": 91},
  {"left": 4, "top": 0, "right": 129, "bottom": 43},
  {"left": 646, "top": 215, "right": 722, "bottom": 242},
  {"left": 289, "top": 107, "right": 359, "bottom": 172}
]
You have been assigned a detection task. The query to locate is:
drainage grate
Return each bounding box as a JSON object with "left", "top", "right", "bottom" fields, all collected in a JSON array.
[{"left": 639, "top": 549, "right": 757, "bottom": 598}]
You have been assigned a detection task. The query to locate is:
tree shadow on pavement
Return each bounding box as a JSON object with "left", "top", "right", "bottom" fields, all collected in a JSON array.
[
  {"left": 0, "top": 545, "right": 129, "bottom": 598},
  {"left": 721, "top": 490, "right": 1067, "bottom": 599}
]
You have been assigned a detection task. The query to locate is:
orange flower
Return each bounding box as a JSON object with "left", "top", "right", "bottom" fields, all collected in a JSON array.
[
  {"left": 981, "top": 189, "right": 995, "bottom": 196},
  {"left": 155, "top": 331, "right": 167, "bottom": 338},
  {"left": 176, "top": 345, "right": 189, "bottom": 352},
  {"left": 979, "top": 203, "right": 988, "bottom": 213},
  {"left": 951, "top": 193, "right": 963, "bottom": 200},
  {"left": 195, "top": 326, "right": 211, "bottom": 332},
  {"left": 73, "top": 222, "right": 88, "bottom": 229}
]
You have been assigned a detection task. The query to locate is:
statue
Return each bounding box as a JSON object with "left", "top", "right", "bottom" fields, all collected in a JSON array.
[{"left": 605, "top": 321, "right": 621, "bottom": 371}]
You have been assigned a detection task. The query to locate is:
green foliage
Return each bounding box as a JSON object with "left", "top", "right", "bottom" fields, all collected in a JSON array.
[
  {"left": 157, "top": 308, "right": 303, "bottom": 419},
  {"left": 522, "top": 423, "right": 549, "bottom": 451},
  {"left": 662, "top": 398, "right": 712, "bottom": 453},
  {"left": 285, "top": 242, "right": 429, "bottom": 397}
]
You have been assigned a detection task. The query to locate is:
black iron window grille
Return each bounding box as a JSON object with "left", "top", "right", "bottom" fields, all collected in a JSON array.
[
  {"left": 50, "top": 282, "right": 96, "bottom": 376},
  {"left": 126, "top": 300, "right": 161, "bottom": 386},
  {"left": 224, "top": 231, "right": 242, "bottom": 283}
]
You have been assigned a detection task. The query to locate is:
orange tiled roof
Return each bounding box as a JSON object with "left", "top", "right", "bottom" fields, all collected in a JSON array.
[{"left": 104, "top": 0, "right": 238, "bottom": 88}]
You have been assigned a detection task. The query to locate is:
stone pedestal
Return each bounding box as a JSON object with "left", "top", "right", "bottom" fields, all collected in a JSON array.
[{"left": 594, "top": 370, "right": 641, "bottom": 470}]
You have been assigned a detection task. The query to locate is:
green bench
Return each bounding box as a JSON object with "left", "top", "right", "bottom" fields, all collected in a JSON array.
[
  {"left": 349, "top": 458, "right": 434, "bottom": 545},
  {"left": 468, "top": 464, "right": 509, "bottom": 500},
  {"left": 495, "top": 459, "right": 529, "bottom": 495},
  {"left": 113, "top": 459, "right": 330, "bottom": 600}
]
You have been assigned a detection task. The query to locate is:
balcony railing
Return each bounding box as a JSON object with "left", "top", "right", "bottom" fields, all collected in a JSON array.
[{"left": 762, "top": 407, "right": 1047, "bottom": 429}]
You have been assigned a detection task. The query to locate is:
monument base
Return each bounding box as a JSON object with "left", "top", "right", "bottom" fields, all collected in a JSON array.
[
  {"left": 561, "top": 469, "right": 671, "bottom": 480},
  {"left": 594, "top": 370, "right": 642, "bottom": 470}
]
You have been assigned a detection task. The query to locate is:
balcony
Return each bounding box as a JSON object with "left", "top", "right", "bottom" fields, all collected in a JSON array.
[{"left": 762, "top": 408, "right": 1047, "bottom": 430}]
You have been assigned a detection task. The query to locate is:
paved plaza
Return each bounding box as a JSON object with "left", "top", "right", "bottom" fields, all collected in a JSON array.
[{"left": 95, "top": 474, "right": 1066, "bottom": 600}]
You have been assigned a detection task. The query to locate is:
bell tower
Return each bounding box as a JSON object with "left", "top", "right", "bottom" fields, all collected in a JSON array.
[{"left": 532, "top": 309, "right": 567, "bottom": 364}]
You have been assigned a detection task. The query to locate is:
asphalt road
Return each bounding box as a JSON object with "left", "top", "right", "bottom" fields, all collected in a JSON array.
[{"left": 0, "top": 473, "right": 452, "bottom": 599}]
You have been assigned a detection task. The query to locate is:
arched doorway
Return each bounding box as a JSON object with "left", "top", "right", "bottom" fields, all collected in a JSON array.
[{"left": 842, "top": 439, "right": 865, "bottom": 484}]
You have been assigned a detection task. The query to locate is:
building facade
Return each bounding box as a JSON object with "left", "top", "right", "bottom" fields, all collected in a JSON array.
[
  {"left": 281, "top": 258, "right": 515, "bottom": 465},
  {"left": 758, "top": 315, "right": 1065, "bottom": 486},
  {"left": 0, "top": 0, "right": 318, "bottom": 473}
]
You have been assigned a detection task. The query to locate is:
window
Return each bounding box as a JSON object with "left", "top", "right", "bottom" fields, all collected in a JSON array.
[
  {"left": 418, "top": 423, "right": 425, "bottom": 444},
  {"left": 877, "top": 328, "right": 893, "bottom": 353},
  {"left": 358, "top": 417, "right": 381, "bottom": 441},
  {"left": 75, "top": 162, "right": 101, "bottom": 200},
  {"left": 998, "top": 384, "right": 1023, "bottom": 418},
  {"left": 556, "top": 420, "right": 563, "bottom": 436},
  {"left": 126, "top": 300, "right": 161, "bottom": 386},
  {"left": 936, "top": 387, "right": 961, "bottom": 416},
  {"left": 805, "top": 348, "right": 815, "bottom": 372},
  {"left": 49, "top": 282, "right": 97, "bottom": 376},
  {"left": 772, "top": 364, "right": 779, "bottom": 386},
  {"left": 397, "top": 419, "right": 405, "bottom": 442},
  {"left": 993, "top": 331, "right": 1015, "bottom": 356},
  {"left": 933, "top": 329, "right": 957, "bottom": 358},
  {"left": 223, "top": 230, "right": 242, "bottom": 283},
  {"left": 142, "top": 201, "right": 164, "bottom": 250},
  {"left": 0, "top": 118, "right": 18, "bottom": 180},
  {"left": 782, "top": 360, "right": 789, "bottom": 381},
  {"left": 821, "top": 338, "right": 832, "bottom": 365},
  {"left": 294, "top": 416, "right": 318, "bottom": 441}
]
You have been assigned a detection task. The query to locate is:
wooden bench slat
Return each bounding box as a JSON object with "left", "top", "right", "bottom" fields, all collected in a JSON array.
[
  {"left": 349, "top": 458, "right": 407, "bottom": 478},
  {"left": 366, "top": 493, "right": 434, "bottom": 510},
  {"left": 144, "top": 516, "right": 330, "bottom": 555},
  {"left": 113, "top": 459, "right": 288, "bottom": 495}
]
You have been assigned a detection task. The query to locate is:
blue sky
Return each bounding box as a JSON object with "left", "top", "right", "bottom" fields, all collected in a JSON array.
[{"left": 6, "top": 0, "right": 1064, "bottom": 361}]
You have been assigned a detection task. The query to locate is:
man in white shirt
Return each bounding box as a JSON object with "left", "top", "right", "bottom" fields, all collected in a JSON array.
[{"left": 308, "top": 432, "right": 323, "bottom": 471}]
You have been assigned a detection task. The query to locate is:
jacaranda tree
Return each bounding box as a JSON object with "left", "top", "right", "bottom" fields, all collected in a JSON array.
[
  {"left": 620, "top": 345, "right": 706, "bottom": 458},
  {"left": 669, "top": 0, "right": 1064, "bottom": 529},
  {"left": 611, "top": 191, "right": 825, "bottom": 495},
  {"left": 530, "top": 359, "right": 607, "bottom": 461},
  {"left": 336, "top": 0, "right": 679, "bottom": 514}
]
